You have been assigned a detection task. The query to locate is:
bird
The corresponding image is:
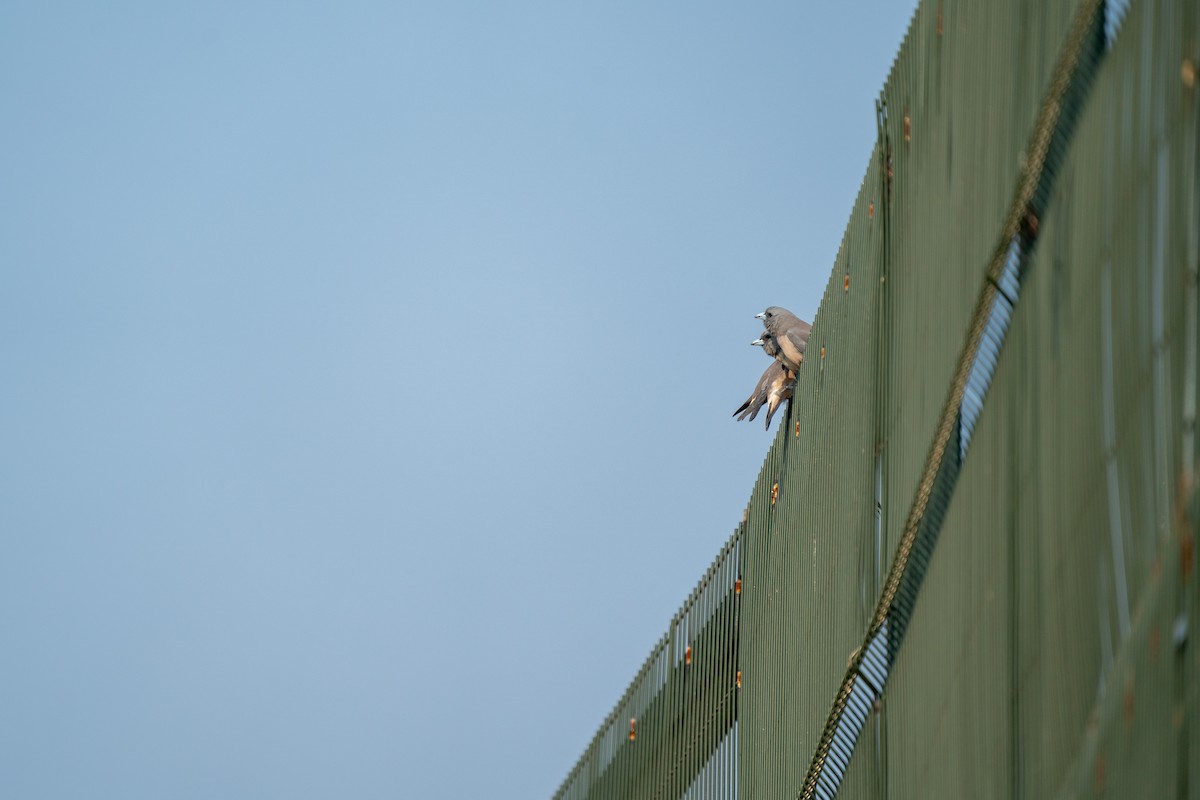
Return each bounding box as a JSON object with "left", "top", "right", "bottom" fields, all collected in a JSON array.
[
  {"left": 753, "top": 333, "right": 796, "bottom": 427},
  {"left": 755, "top": 306, "right": 812, "bottom": 373},
  {"left": 733, "top": 360, "right": 783, "bottom": 423},
  {"left": 734, "top": 339, "right": 795, "bottom": 429},
  {"left": 732, "top": 360, "right": 794, "bottom": 428}
]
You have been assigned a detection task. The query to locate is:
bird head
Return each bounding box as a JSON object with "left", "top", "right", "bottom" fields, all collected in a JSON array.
[
  {"left": 758, "top": 306, "right": 790, "bottom": 322},
  {"left": 757, "top": 306, "right": 801, "bottom": 337}
]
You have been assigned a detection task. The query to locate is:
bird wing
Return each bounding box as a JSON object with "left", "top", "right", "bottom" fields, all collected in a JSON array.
[
  {"left": 774, "top": 334, "right": 804, "bottom": 370},
  {"left": 782, "top": 325, "right": 810, "bottom": 356}
]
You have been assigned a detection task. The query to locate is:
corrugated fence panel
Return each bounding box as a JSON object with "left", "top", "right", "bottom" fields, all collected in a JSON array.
[
  {"left": 877, "top": 0, "right": 1077, "bottom": 579},
  {"left": 738, "top": 150, "right": 886, "bottom": 799},
  {"left": 883, "top": 0, "right": 1199, "bottom": 797},
  {"left": 874, "top": 4, "right": 1079, "bottom": 793}
]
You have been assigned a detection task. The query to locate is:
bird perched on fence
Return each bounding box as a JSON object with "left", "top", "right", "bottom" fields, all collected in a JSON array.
[
  {"left": 733, "top": 325, "right": 796, "bottom": 429},
  {"left": 755, "top": 306, "right": 812, "bottom": 372},
  {"left": 732, "top": 359, "right": 794, "bottom": 429}
]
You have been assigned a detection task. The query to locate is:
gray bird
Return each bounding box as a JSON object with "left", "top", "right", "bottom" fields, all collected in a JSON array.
[
  {"left": 733, "top": 352, "right": 794, "bottom": 429},
  {"left": 753, "top": 334, "right": 796, "bottom": 427},
  {"left": 755, "top": 306, "right": 812, "bottom": 373},
  {"left": 750, "top": 332, "right": 784, "bottom": 363}
]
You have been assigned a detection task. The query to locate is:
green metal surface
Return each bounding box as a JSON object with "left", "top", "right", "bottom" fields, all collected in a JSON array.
[
  {"left": 553, "top": 0, "right": 1199, "bottom": 797},
  {"left": 877, "top": 0, "right": 1197, "bottom": 796}
]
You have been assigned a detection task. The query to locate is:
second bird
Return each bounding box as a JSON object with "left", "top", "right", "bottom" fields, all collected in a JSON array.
[{"left": 733, "top": 333, "right": 795, "bottom": 429}]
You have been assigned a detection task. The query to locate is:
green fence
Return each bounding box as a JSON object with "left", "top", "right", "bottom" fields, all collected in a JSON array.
[{"left": 554, "top": 0, "right": 1199, "bottom": 796}]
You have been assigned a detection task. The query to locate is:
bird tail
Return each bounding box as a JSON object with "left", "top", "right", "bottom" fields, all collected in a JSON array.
[{"left": 766, "top": 396, "right": 794, "bottom": 429}]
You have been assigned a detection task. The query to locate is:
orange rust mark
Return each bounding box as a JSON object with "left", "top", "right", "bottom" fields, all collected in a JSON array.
[
  {"left": 736, "top": 670, "right": 742, "bottom": 688},
  {"left": 1182, "top": 532, "right": 1194, "bottom": 581},
  {"left": 1022, "top": 210, "right": 1040, "bottom": 238},
  {"left": 684, "top": 645, "right": 692, "bottom": 666},
  {"left": 771, "top": 483, "right": 779, "bottom": 506},
  {"left": 734, "top": 577, "right": 742, "bottom": 595},
  {"left": 1176, "top": 468, "right": 1195, "bottom": 582},
  {"left": 844, "top": 273, "right": 850, "bottom": 292},
  {"left": 629, "top": 718, "right": 636, "bottom": 741}
]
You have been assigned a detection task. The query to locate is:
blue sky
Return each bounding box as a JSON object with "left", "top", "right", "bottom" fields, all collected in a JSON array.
[{"left": 1, "top": 2, "right": 916, "bottom": 796}]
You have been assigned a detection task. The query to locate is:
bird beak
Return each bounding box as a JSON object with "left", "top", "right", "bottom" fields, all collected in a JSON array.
[
  {"left": 751, "top": 338, "right": 765, "bottom": 346},
  {"left": 754, "top": 312, "right": 766, "bottom": 320}
]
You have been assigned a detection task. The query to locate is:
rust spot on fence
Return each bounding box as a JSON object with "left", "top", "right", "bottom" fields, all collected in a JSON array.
[
  {"left": 1182, "top": 532, "right": 1194, "bottom": 581},
  {"left": 1122, "top": 674, "right": 1135, "bottom": 726}
]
